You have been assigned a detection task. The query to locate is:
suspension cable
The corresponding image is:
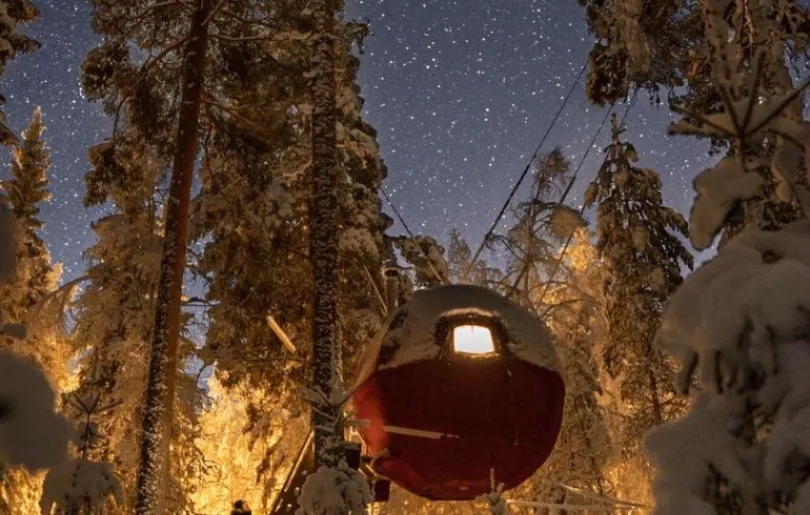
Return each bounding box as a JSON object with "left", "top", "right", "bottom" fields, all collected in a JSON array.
[
  {"left": 506, "top": 95, "right": 622, "bottom": 295},
  {"left": 464, "top": 60, "right": 590, "bottom": 275},
  {"left": 535, "top": 90, "right": 639, "bottom": 314}
]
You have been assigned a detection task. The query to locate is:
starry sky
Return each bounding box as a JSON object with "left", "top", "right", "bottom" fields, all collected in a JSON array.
[{"left": 1, "top": 0, "right": 715, "bottom": 282}]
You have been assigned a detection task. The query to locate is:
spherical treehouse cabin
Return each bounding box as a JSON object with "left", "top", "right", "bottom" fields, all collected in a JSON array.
[{"left": 351, "top": 285, "right": 565, "bottom": 501}]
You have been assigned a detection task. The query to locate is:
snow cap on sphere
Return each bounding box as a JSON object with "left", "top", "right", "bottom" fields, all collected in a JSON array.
[{"left": 376, "top": 284, "right": 561, "bottom": 373}]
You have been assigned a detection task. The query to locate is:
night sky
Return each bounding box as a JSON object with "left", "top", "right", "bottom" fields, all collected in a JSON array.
[{"left": 2, "top": 0, "right": 715, "bottom": 282}]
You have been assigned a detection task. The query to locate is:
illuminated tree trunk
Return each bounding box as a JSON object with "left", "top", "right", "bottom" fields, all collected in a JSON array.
[
  {"left": 309, "top": 0, "right": 343, "bottom": 468},
  {"left": 134, "top": 1, "right": 210, "bottom": 512}
]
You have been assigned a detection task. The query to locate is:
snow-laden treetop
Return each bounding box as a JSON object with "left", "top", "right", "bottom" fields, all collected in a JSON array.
[{"left": 646, "top": 220, "right": 810, "bottom": 513}]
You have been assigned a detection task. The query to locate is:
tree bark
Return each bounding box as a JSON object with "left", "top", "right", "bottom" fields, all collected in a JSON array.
[
  {"left": 309, "top": 0, "right": 343, "bottom": 469},
  {"left": 134, "top": 1, "right": 210, "bottom": 512}
]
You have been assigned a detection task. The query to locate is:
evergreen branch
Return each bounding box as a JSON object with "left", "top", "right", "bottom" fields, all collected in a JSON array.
[
  {"left": 668, "top": 102, "right": 736, "bottom": 138},
  {"left": 111, "top": 35, "right": 190, "bottom": 145},
  {"left": 27, "top": 274, "right": 90, "bottom": 317},
  {"left": 747, "top": 77, "right": 810, "bottom": 136}
]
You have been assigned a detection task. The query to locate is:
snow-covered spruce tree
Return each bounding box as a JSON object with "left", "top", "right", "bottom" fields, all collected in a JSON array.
[
  {"left": 82, "top": 0, "right": 340, "bottom": 509},
  {"left": 191, "top": 0, "right": 386, "bottom": 388},
  {"left": 0, "top": 0, "right": 40, "bottom": 145},
  {"left": 0, "top": 106, "right": 72, "bottom": 514},
  {"left": 185, "top": 0, "right": 387, "bottom": 508},
  {"left": 0, "top": 106, "right": 67, "bottom": 379},
  {"left": 582, "top": 116, "right": 692, "bottom": 482},
  {"left": 0, "top": 189, "right": 69, "bottom": 514},
  {"left": 579, "top": 0, "right": 810, "bottom": 241},
  {"left": 643, "top": 32, "right": 810, "bottom": 513},
  {"left": 66, "top": 136, "right": 206, "bottom": 513},
  {"left": 647, "top": 221, "right": 810, "bottom": 514},
  {"left": 40, "top": 393, "right": 125, "bottom": 514}
]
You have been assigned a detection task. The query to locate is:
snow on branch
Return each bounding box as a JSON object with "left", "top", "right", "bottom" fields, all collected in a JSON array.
[
  {"left": 39, "top": 393, "right": 126, "bottom": 514},
  {"left": 0, "top": 352, "right": 70, "bottom": 472},
  {"left": 295, "top": 463, "right": 371, "bottom": 515},
  {"left": 647, "top": 220, "right": 810, "bottom": 513},
  {"left": 40, "top": 459, "right": 125, "bottom": 515},
  {"left": 667, "top": 50, "right": 810, "bottom": 249}
]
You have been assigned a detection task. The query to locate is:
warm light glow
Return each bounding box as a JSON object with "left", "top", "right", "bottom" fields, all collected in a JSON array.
[{"left": 452, "top": 325, "right": 496, "bottom": 355}]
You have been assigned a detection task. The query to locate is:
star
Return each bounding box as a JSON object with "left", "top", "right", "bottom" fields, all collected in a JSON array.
[{"left": 0, "top": 0, "right": 713, "bottom": 281}]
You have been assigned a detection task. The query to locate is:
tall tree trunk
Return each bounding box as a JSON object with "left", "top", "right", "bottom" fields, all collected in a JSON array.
[
  {"left": 134, "top": 1, "right": 210, "bottom": 512},
  {"left": 309, "top": 0, "right": 343, "bottom": 468}
]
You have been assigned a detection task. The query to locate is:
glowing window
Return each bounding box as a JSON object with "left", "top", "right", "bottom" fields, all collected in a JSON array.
[{"left": 452, "top": 325, "right": 496, "bottom": 355}]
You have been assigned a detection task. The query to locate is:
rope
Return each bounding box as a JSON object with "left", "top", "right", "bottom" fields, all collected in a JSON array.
[{"left": 465, "top": 60, "right": 590, "bottom": 275}]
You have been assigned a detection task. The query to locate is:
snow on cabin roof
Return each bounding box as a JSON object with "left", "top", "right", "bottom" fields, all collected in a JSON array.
[{"left": 375, "top": 284, "right": 562, "bottom": 373}]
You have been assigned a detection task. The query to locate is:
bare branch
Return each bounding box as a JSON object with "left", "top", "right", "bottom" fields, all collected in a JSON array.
[
  {"left": 210, "top": 32, "right": 274, "bottom": 42},
  {"left": 217, "top": 9, "right": 274, "bottom": 29},
  {"left": 123, "top": 1, "right": 194, "bottom": 28},
  {"left": 202, "top": 0, "right": 228, "bottom": 26},
  {"left": 202, "top": 95, "right": 267, "bottom": 133}
]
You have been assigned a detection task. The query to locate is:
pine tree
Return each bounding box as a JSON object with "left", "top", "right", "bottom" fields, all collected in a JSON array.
[
  {"left": 66, "top": 136, "right": 205, "bottom": 513},
  {"left": 188, "top": 2, "right": 387, "bottom": 505},
  {"left": 3, "top": 106, "right": 52, "bottom": 301},
  {"left": 81, "top": 0, "right": 385, "bottom": 506},
  {"left": 0, "top": 107, "right": 70, "bottom": 515},
  {"left": 1, "top": 106, "right": 61, "bottom": 361},
  {"left": 641, "top": 26, "right": 810, "bottom": 510},
  {"left": 81, "top": 0, "right": 327, "bottom": 508},
  {"left": 391, "top": 234, "right": 449, "bottom": 288},
  {"left": 0, "top": 0, "right": 41, "bottom": 145},
  {"left": 137, "top": 0, "right": 210, "bottom": 505},
  {"left": 583, "top": 116, "right": 693, "bottom": 475},
  {"left": 579, "top": 0, "right": 810, "bottom": 240}
]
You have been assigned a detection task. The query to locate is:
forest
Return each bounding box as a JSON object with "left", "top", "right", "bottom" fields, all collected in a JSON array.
[{"left": 0, "top": 0, "right": 809, "bottom": 514}]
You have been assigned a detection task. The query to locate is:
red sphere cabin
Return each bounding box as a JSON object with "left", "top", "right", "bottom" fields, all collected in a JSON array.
[{"left": 351, "top": 285, "right": 565, "bottom": 501}]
